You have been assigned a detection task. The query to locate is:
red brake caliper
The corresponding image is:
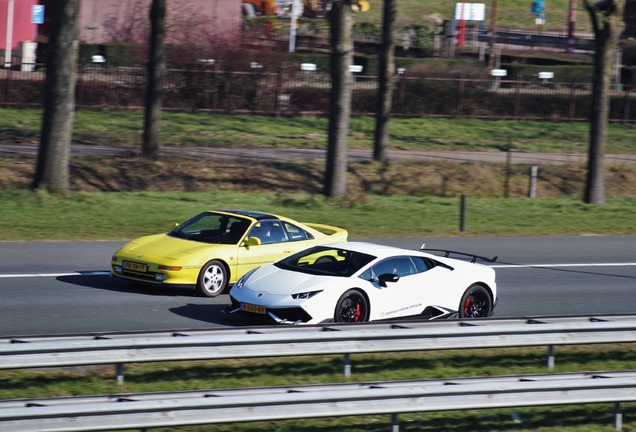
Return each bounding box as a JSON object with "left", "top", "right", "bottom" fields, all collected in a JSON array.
[
  {"left": 353, "top": 302, "right": 361, "bottom": 322},
  {"left": 464, "top": 297, "right": 471, "bottom": 316}
]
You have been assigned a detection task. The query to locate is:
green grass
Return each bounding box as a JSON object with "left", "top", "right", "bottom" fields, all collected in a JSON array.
[
  {"left": 1, "top": 190, "right": 636, "bottom": 241},
  {"left": 4, "top": 108, "right": 636, "bottom": 153},
  {"left": 360, "top": 0, "right": 594, "bottom": 32}
]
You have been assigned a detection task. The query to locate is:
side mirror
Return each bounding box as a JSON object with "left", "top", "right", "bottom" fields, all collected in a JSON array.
[
  {"left": 378, "top": 273, "right": 399, "bottom": 287},
  {"left": 244, "top": 236, "right": 262, "bottom": 247},
  {"left": 173, "top": 222, "right": 180, "bottom": 229}
]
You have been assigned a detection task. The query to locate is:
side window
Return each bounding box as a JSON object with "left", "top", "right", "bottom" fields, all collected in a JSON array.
[
  {"left": 371, "top": 257, "right": 417, "bottom": 278},
  {"left": 284, "top": 222, "right": 313, "bottom": 241},
  {"left": 248, "top": 220, "right": 287, "bottom": 244},
  {"left": 412, "top": 256, "right": 434, "bottom": 273}
]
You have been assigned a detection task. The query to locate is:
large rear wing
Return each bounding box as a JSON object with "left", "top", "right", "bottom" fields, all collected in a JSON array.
[{"left": 420, "top": 244, "right": 498, "bottom": 264}]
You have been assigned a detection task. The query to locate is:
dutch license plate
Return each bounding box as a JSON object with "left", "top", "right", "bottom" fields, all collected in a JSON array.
[
  {"left": 241, "top": 303, "right": 266, "bottom": 314},
  {"left": 123, "top": 261, "right": 148, "bottom": 272}
]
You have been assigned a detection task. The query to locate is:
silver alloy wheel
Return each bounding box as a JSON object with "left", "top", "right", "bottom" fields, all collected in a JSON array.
[{"left": 197, "top": 260, "right": 227, "bottom": 297}]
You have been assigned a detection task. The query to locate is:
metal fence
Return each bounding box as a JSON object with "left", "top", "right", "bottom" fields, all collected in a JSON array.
[
  {"left": 2, "top": 65, "right": 635, "bottom": 122},
  {"left": 1, "top": 371, "right": 634, "bottom": 432}
]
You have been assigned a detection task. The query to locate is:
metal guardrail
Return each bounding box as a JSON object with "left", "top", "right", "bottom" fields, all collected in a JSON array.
[
  {"left": 2, "top": 315, "right": 636, "bottom": 380},
  {"left": 1, "top": 370, "right": 635, "bottom": 431}
]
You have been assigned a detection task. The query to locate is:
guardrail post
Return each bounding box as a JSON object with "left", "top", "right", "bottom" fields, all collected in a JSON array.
[
  {"left": 391, "top": 413, "right": 399, "bottom": 432},
  {"left": 547, "top": 345, "right": 555, "bottom": 369},
  {"left": 528, "top": 165, "right": 538, "bottom": 198},
  {"left": 343, "top": 354, "right": 351, "bottom": 377},
  {"left": 614, "top": 402, "right": 622, "bottom": 430},
  {"left": 116, "top": 363, "right": 125, "bottom": 384}
]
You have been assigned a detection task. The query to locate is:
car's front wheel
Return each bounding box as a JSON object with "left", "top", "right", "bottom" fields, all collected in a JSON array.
[
  {"left": 334, "top": 289, "right": 369, "bottom": 323},
  {"left": 458, "top": 284, "right": 492, "bottom": 318},
  {"left": 196, "top": 260, "right": 227, "bottom": 297}
]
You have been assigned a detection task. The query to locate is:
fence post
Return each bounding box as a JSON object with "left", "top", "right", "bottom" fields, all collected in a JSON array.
[
  {"left": 622, "top": 84, "right": 631, "bottom": 124},
  {"left": 547, "top": 345, "right": 555, "bottom": 369},
  {"left": 398, "top": 72, "right": 407, "bottom": 114},
  {"left": 76, "top": 62, "right": 84, "bottom": 111},
  {"left": 456, "top": 72, "right": 465, "bottom": 119},
  {"left": 528, "top": 165, "right": 538, "bottom": 198},
  {"left": 615, "top": 402, "right": 623, "bottom": 431},
  {"left": 504, "top": 142, "right": 512, "bottom": 198},
  {"left": 116, "top": 363, "right": 125, "bottom": 384},
  {"left": 391, "top": 413, "right": 400, "bottom": 432},
  {"left": 343, "top": 353, "right": 351, "bottom": 377},
  {"left": 459, "top": 194, "right": 466, "bottom": 232},
  {"left": 211, "top": 61, "right": 219, "bottom": 112},
  {"left": 568, "top": 81, "right": 577, "bottom": 120},
  {"left": 513, "top": 75, "right": 522, "bottom": 119},
  {"left": 274, "top": 64, "right": 285, "bottom": 118}
]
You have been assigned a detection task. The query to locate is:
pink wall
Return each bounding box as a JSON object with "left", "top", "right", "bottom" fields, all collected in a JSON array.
[
  {"left": 0, "top": 0, "right": 39, "bottom": 50},
  {"left": 78, "top": 0, "right": 242, "bottom": 45}
]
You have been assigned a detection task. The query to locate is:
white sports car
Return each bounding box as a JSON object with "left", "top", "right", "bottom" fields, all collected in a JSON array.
[{"left": 226, "top": 242, "right": 498, "bottom": 324}]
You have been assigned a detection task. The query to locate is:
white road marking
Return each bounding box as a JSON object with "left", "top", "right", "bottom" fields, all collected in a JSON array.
[
  {"left": 0, "top": 271, "right": 110, "bottom": 278},
  {"left": 491, "top": 263, "right": 636, "bottom": 269},
  {"left": 1, "top": 264, "right": 636, "bottom": 278}
]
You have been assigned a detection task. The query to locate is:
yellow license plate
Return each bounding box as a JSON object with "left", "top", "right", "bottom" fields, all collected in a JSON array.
[
  {"left": 123, "top": 261, "right": 148, "bottom": 272},
  {"left": 241, "top": 303, "right": 267, "bottom": 314}
]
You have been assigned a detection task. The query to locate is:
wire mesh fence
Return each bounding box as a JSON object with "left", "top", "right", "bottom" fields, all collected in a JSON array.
[{"left": 1, "top": 63, "right": 635, "bottom": 122}]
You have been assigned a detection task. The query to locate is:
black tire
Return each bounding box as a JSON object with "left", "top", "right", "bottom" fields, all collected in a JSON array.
[
  {"left": 458, "top": 284, "right": 492, "bottom": 318},
  {"left": 196, "top": 260, "right": 227, "bottom": 297},
  {"left": 334, "top": 289, "right": 369, "bottom": 323}
]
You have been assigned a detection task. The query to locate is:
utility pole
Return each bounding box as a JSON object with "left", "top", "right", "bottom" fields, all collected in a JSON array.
[
  {"left": 488, "top": 0, "right": 498, "bottom": 70},
  {"left": 458, "top": 0, "right": 467, "bottom": 47}
]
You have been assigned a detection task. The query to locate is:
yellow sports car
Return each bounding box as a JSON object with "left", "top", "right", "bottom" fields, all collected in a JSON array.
[{"left": 111, "top": 209, "right": 348, "bottom": 297}]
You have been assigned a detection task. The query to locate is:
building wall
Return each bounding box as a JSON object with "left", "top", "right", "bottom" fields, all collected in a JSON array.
[
  {"left": 0, "top": 0, "right": 242, "bottom": 50},
  {"left": 0, "top": 0, "right": 39, "bottom": 50},
  {"left": 78, "top": 0, "right": 242, "bottom": 45}
]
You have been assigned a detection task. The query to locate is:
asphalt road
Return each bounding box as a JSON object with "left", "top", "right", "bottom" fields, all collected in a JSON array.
[
  {"left": 2, "top": 143, "right": 636, "bottom": 165},
  {"left": 0, "top": 236, "right": 634, "bottom": 338}
]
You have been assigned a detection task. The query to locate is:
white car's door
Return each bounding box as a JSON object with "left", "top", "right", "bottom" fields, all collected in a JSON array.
[{"left": 368, "top": 256, "right": 453, "bottom": 320}]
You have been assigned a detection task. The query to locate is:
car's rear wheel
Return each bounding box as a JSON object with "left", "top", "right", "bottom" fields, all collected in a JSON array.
[
  {"left": 334, "top": 289, "right": 369, "bottom": 323},
  {"left": 458, "top": 284, "right": 492, "bottom": 318},
  {"left": 196, "top": 260, "right": 227, "bottom": 297}
]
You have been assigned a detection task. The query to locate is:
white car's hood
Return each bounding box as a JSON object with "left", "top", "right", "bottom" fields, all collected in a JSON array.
[{"left": 246, "top": 266, "right": 334, "bottom": 295}]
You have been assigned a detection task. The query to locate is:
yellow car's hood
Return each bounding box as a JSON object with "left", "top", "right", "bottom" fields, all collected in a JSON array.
[{"left": 118, "top": 233, "right": 233, "bottom": 262}]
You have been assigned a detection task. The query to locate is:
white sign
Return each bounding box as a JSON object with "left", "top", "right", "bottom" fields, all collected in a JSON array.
[
  {"left": 454, "top": 3, "right": 486, "bottom": 21},
  {"left": 491, "top": 69, "right": 507, "bottom": 77}
]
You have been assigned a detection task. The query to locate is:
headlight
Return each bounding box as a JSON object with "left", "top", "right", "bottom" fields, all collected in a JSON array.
[
  {"left": 291, "top": 290, "right": 323, "bottom": 300},
  {"left": 236, "top": 268, "right": 259, "bottom": 289}
]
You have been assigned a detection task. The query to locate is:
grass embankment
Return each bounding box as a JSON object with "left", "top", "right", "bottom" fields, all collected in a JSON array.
[
  {"left": 3, "top": 108, "right": 636, "bottom": 153},
  {"left": 2, "top": 190, "right": 636, "bottom": 241}
]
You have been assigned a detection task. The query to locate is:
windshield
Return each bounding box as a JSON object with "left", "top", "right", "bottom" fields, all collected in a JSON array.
[
  {"left": 275, "top": 246, "right": 375, "bottom": 277},
  {"left": 168, "top": 212, "right": 250, "bottom": 245}
]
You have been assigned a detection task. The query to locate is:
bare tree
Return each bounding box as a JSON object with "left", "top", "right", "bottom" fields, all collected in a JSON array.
[
  {"left": 143, "top": 0, "right": 167, "bottom": 160},
  {"left": 324, "top": 0, "right": 353, "bottom": 198},
  {"left": 373, "top": 0, "right": 396, "bottom": 162},
  {"left": 583, "top": 0, "right": 626, "bottom": 205},
  {"left": 32, "top": 0, "right": 80, "bottom": 195}
]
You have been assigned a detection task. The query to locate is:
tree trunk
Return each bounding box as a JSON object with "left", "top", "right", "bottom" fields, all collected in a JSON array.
[
  {"left": 373, "top": 0, "right": 396, "bottom": 162},
  {"left": 32, "top": 0, "right": 80, "bottom": 195},
  {"left": 324, "top": 0, "right": 353, "bottom": 198},
  {"left": 583, "top": 0, "right": 625, "bottom": 205},
  {"left": 143, "top": 0, "right": 167, "bottom": 160}
]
